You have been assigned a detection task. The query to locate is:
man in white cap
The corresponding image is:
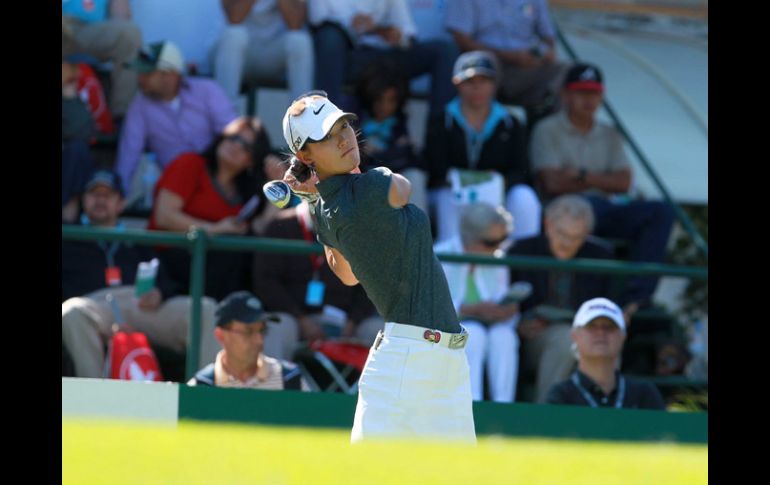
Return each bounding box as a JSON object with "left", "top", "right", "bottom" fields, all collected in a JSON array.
[
  {"left": 545, "top": 297, "right": 665, "bottom": 410},
  {"left": 115, "top": 40, "right": 237, "bottom": 202}
]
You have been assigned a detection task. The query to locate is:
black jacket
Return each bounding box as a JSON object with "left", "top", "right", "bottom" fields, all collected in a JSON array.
[
  {"left": 62, "top": 226, "right": 178, "bottom": 302},
  {"left": 423, "top": 108, "right": 530, "bottom": 189},
  {"left": 508, "top": 235, "right": 614, "bottom": 317},
  {"left": 546, "top": 370, "right": 666, "bottom": 410}
]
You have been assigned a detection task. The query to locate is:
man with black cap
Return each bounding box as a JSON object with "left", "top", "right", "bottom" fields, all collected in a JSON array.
[
  {"left": 62, "top": 170, "right": 219, "bottom": 379},
  {"left": 188, "top": 291, "right": 306, "bottom": 390},
  {"left": 545, "top": 297, "right": 665, "bottom": 409},
  {"left": 530, "top": 62, "right": 676, "bottom": 314}
]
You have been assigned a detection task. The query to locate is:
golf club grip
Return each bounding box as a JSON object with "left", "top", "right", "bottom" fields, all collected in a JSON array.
[{"left": 289, "top": 158, "right": 312, "bottom": 183}]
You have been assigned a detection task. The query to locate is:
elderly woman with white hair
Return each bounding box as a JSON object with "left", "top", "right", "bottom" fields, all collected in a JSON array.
[{"left": 434, "top": 202, "right": 521, "bottom": 402}]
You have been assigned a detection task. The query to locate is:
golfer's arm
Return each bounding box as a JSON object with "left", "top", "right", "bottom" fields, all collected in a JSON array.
[
  {"left": 324, "top": 245, "right": 359, "bottom": 286},
  {"left": 388, "top": 173, "right": 412, "bottom": 208}
]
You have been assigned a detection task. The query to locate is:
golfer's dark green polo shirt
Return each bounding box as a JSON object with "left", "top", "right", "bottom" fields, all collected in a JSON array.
[{"left": 314, "top": 167, "right": 460, "bottom": 333}]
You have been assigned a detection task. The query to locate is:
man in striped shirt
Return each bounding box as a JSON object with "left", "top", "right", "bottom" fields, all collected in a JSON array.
[{"left": 188, "top": 291, "right": 308, "bottom": 390}]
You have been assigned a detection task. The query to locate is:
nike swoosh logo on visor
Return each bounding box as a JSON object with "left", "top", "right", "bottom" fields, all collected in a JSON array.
[{"left": 313, "top": 104, "right": 325, "bottom": 115}]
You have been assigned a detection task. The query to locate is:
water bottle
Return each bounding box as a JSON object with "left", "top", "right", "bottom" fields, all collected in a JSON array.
[
  {"left": 135, "top": 258, "right": 159, "bottom": 298},
  {"left": 141, "top": 153, "right": 160, "bottom": 210}
]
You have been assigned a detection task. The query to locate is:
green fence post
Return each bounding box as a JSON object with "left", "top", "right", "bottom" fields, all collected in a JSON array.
[{"left": 186, "top": 228, "right": 207, "bottom": 381}]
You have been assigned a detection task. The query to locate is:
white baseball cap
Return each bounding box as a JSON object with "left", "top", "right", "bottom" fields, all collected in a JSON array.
[
  {"left": 282, "top": 91, "right": 357, "bottom": 154},
  {"left": 127, "top": 41, "right": 185, "bottom": 73},
  {"left": 572, "top": 297, "right": 626, "bottom": 332}
]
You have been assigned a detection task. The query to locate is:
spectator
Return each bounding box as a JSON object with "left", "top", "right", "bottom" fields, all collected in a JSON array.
[
  {"left": 212, "top": 0, "right": 314, "bottom": 105},
  {"left": 253, "top": 200, "right": 382, "bottom": 358},
  {"left": 308, "top": 0, "right": 458, "bottom": 116},
  {"left": 62, "top": 60, "right": 97, "bottom": 223},
  {"left": 149, "top": 116, "right": 271, "bottom": 301},
  {"left": 62, "top": 170, "right": 219, "bottom": 378},
  {"left": 445, "top": 0, "right": 569, "bottom": 128},
  {"left": 508, "top": 194, "right": 614, "bottom": 402},
  {"left": 546, "top": 297, "right": 666, "bottom": 410},
  {"left": 116, "top": 40, "right": 237, "bottom": 200},
  {"left": 434, "top": 203, "right": 519, "bottom": 402},
  {"left": 424, "top": 50, "right": 540, "bottom": 243},
  {"left": 530, "top": 62, "right": 676, "bottom": 310},
  {"left": 62, "top": 0, "right": 142, "bottom": 118},
  {"left": 188, "top": 291, "right": 309, "bottom": 390},
  {"left": 355, "top": 60, "right": 428, "bottom": 214}
]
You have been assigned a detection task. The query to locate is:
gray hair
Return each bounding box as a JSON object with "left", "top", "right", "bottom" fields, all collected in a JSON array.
[
  {"left": 460, "top": 203, "right": 513, "bottom": 246},
  {"left": 544, "top": 195, "right": 595, "bottom": 232}
]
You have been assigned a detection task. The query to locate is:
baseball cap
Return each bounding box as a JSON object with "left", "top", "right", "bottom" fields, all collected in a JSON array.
[
  {"left": 215, "top": 291, "right": 280, "bottom": 327},
  {"left": 572, "top": 297, "right": 625, "bottom": 332},
  {"left": 452, "top": 51, "right": 498, "bottom": 85},
  {"left": 126, "top": 41, "right": 185, "bottom": 74},
  {"left": 85, "top": 169, "right": 124, "bottom": 197},
  {"left": 282, "top": 90, "right": 357, "bottom": 154},
  {"left": 563, "top": 63, "right": 604, "bottom": 92}
]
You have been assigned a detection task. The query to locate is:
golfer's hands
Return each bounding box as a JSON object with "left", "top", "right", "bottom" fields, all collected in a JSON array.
[{"left": 137, "top": 288, "right": 162, "bottom": 311}]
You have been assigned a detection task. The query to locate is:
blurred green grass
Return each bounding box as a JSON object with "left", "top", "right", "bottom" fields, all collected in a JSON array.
[{"left": 62, "top": 419, "right": 707, "bottom": 485}]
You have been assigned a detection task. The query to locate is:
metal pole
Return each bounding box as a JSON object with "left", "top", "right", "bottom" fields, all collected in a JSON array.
[
  {"left": 186, "top": 228, "right": 207, "bottom": 381},
  {"left": 554, "top": 24, "right": 708, "bottom": 260}
]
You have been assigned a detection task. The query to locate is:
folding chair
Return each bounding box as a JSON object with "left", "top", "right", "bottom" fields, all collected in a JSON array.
[{"left": 293, "top": 340, "right": 369, "bottom": 394}]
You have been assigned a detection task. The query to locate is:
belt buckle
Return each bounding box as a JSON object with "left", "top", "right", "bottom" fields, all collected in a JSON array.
[{"left": 448, "top": 329, "right": 468, "bottom": 349}]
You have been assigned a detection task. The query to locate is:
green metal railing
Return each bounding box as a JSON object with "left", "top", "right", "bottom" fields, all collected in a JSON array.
[
  {"left": 62, "top": 225, "right": 708, "bottom": 380},
  {"left": 554, "top": 24, "right": 709, "bottom": 260}
]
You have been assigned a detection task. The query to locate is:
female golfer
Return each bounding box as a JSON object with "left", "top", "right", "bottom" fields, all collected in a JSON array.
[{"left": 282, "top": 91, "right": 476, "bottom": 443}]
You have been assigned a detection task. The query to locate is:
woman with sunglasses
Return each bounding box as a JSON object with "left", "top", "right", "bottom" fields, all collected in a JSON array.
[
  {"left": 148, "top": 116, "right": 271, "bottom": 301},
  {"left": 433, "top": 202, "right": 521, "bottom": 404},
  {"left": 281, "top": 91, "right": 476, "bottom": 444}
]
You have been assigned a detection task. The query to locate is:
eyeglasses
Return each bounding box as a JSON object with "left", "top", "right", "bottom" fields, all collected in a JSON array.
[
  {"left": 225, "top": 133, "right": 254, "bottom": 151},
  {"left": 222, "top": 324, "right": 267, "bottom": 337}
]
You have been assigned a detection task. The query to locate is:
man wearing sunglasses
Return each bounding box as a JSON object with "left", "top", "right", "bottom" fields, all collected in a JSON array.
[
  {"left": 433, "top": 203, "right": 520, "bottom": 403},
  {"left": 188, "top": 291, "right": 307, "bottom": 390}
]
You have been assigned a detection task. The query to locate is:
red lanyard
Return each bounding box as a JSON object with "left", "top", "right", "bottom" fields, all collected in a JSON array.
[{"left": 297, "top": 212, "right": 324, "bottom": 274}]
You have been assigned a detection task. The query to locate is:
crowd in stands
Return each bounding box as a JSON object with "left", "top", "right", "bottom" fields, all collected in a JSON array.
[{"left": 62, "top": 0, "right": 682, "bottom": 408}]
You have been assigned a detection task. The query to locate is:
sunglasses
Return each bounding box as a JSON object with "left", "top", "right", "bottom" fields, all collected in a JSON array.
[{"left": 225, "top": 133, "right": 254, "bottom": 151}]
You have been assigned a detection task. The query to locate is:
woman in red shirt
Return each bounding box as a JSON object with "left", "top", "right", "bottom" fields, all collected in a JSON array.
[{"left": 150, "top": 116, "right": 272, "bottom": 299}]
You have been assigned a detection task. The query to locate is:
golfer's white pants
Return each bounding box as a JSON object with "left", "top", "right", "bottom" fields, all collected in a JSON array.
[
  {"left": 351, "top": 322, "right": 477, "bottom": 444},
  {"left": 462, "top": 314, "right": 520, "bottom": 403}
]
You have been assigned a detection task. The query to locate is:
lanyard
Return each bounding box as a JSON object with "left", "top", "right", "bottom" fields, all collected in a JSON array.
[
  {"left": 82, "top": 216, "right": 124, "bottom": 267},
  {"left": 571, "top": 372, "right": 625, "bottom": 409},
  {"left": 96, "top": 240, "right": 121, "bottom": 267},
  {"left": 297, "top": 211, "right": 324, "bottom": 274}
]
